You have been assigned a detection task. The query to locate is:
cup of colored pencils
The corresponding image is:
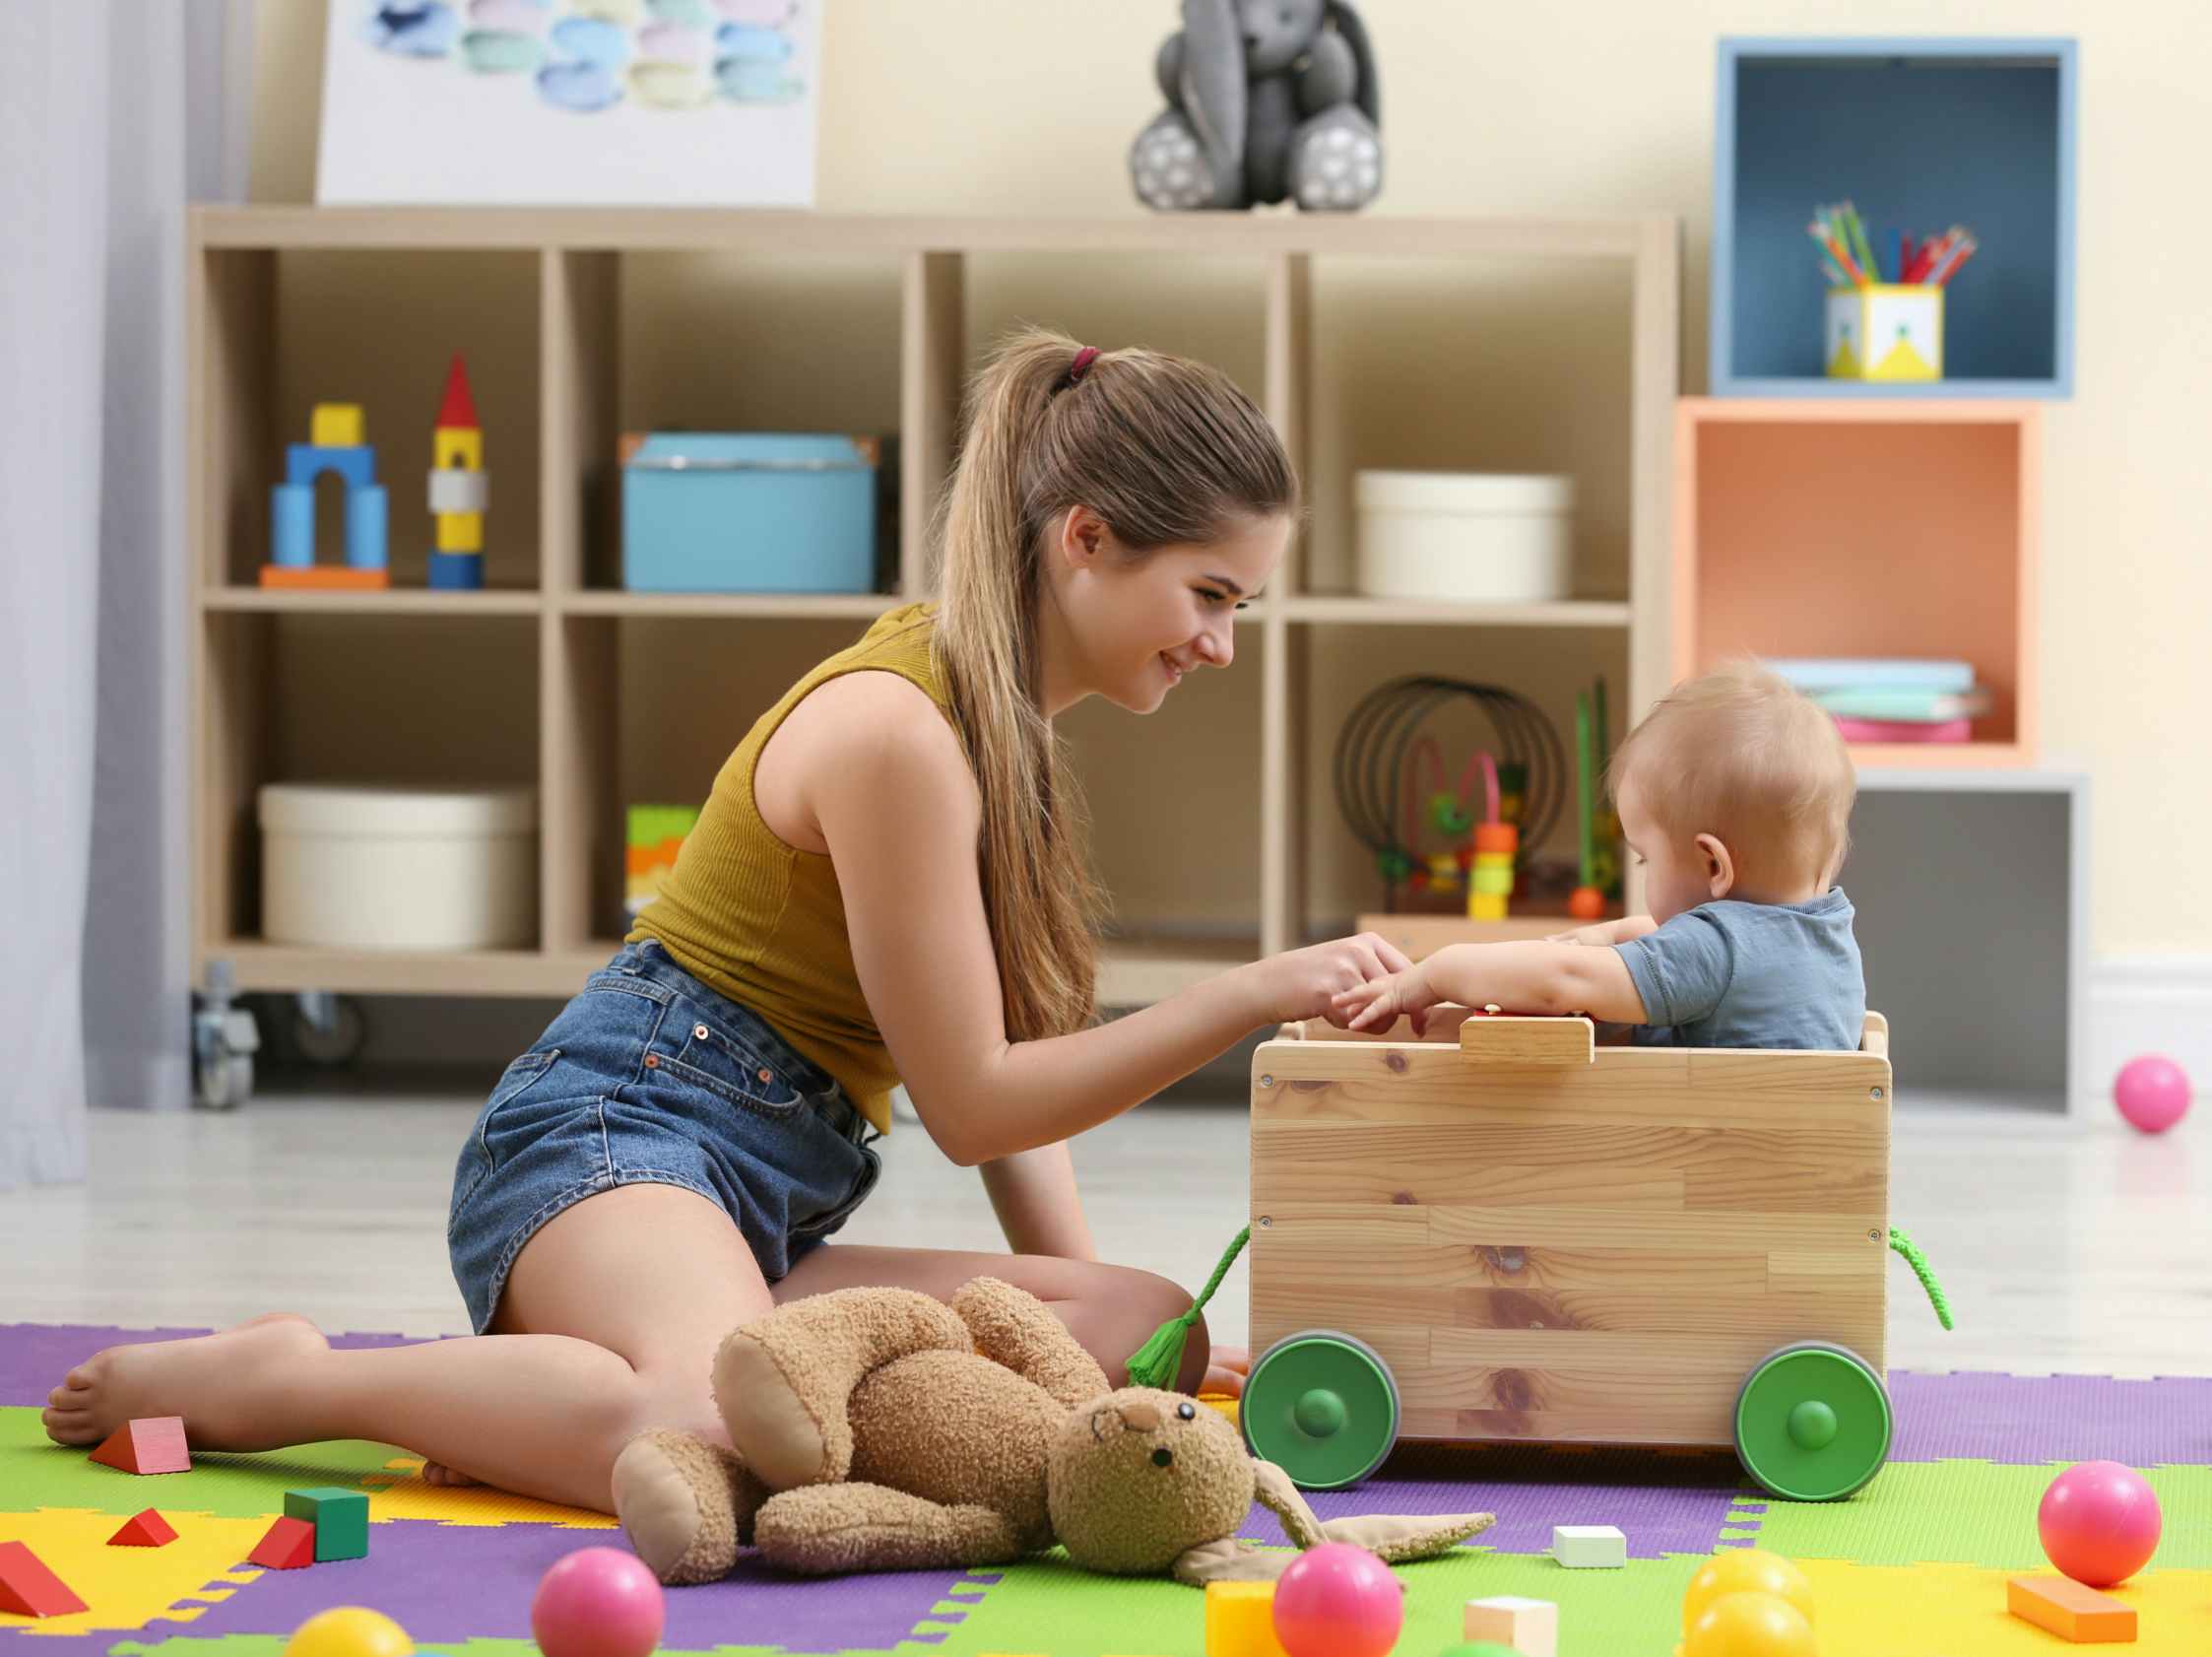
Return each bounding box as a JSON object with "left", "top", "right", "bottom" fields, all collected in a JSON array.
[{"left": 1810, "top": 201, "right": 1974, "bottom": 382}]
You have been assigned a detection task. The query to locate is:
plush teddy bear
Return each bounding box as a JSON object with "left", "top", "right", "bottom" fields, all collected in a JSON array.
[{"left": 614, "top": 1277, "right": 1493, "bottom": 1586}]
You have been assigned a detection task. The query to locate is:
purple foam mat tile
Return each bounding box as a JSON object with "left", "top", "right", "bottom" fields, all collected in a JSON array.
[
  {"left": 1239, "top": 1440, "right": 1751, "bottom": 1559},
  {"left": 1888, "top": 1368, "right": 2212, "bottom": 1466},
  {"left": 1, "top": 1326, "right": 444, "bottom": 1409},
  {"left": 163, "top": 1517, "right": 960, "bottom": 1656}
]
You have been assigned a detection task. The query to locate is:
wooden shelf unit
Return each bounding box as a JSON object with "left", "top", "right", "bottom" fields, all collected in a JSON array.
[{"left": 189, "top": 209, "right": 1680, "bottom": 1005}]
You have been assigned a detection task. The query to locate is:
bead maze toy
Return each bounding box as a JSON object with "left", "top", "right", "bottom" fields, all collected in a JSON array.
[
  {"left": 1241, "top": 1009, "right": 1953, "bottom": 1500},
  {"left": 1334, "top": 678, "right": 1565, "bottom": 916},
  {"left": 428, "top": 354, "right": 489, "bottom": 590},
  {"left": 265, "top": 404, "right": 389, "bottom": 589}
]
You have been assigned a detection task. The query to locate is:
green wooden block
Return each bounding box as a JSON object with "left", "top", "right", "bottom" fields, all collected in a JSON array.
[{"left": 284, "top": 1486, "right": 368, "bottom": 1561}]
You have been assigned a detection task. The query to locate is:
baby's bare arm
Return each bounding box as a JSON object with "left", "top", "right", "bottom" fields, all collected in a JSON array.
[{"left": 1422, "top": 941, "right": 1650, "bottom": 1023}]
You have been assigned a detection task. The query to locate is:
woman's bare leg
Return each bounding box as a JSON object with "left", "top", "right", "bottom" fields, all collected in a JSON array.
[
  {"left": 774, "top": 1244, "right": 1215, "bottom": 1396},
  {"left": 41, "top": 1184, "right": 772, "bottom": 1513}
]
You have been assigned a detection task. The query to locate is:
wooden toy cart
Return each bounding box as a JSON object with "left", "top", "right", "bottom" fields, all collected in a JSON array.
[{"left": 1244, "top": 1011, "right": 1895, "bottom": 1501}]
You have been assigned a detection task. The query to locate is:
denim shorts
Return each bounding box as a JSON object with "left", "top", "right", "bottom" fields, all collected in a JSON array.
[{"left": 447, "top": 939, "right": 882, "bottom": 1334}]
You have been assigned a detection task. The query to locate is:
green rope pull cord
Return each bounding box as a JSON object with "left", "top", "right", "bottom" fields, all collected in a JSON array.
[
  {"left": 1126, "top": 1226, "right": 1251, "bottom": 1391},
  {"left": 1890, "top": 1226, "right": 1954, "bottom": 1331}
]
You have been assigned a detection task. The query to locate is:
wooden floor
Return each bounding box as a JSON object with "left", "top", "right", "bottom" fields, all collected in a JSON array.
[{"left": 3, "top": 1081, "right": 2208, "bottom": 1380}]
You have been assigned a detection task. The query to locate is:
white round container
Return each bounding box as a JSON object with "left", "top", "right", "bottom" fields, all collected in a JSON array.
[
  {"left": 259, "top": 783, "right": 538, "bottom": 951},
  {"left": 1355, "top": 471, "right": 1576, "bottom": 603}
]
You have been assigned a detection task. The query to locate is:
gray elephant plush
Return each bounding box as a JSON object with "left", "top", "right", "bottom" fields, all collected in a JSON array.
[{"left": 1131, "top": 0, "right": 1381, "bottom": 213}]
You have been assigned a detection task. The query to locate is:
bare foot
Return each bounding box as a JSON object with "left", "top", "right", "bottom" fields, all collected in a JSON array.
[
  {"left": 42, "top": 1311, "right": 331, "bottom": 1453},
  {"left": 420, "top": 1460, "right": 482, "bottom": 1488}
]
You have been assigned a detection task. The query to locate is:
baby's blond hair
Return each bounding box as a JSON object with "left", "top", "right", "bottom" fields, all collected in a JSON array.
[{"left": 1609, "top": 661, "right": 1855, "bottom": 892}]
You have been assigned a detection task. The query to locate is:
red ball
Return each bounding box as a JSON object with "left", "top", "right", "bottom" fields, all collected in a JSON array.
[
  {"left": 1271, "top": 1543, "right": 1402, "bottom": 1657},
  {"left": 1567, "top": 887, "right": 1606, "bottom": 920},
  {"left": 531, "top": 1547, "right": 665, "bottom": 1657},
  {"left": 2039, "top": 1461, "right": 2162, "bottom": 1588}
]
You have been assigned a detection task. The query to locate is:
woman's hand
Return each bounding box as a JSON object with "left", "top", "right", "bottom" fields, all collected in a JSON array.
[
  {"left": 1244, "top": 933, "right": 1413, "bottom": 1027},
  {"left": 1333, "top": 961, "right": 1443, "bottom": 1034}
]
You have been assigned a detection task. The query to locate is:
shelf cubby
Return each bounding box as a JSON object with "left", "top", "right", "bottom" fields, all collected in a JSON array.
[
  {"left": 1674, "top": 397, "right": 2039, "bottom": 767},
  {"left": 1711, "top": 36, "right": 2077, "bottom": 398}
]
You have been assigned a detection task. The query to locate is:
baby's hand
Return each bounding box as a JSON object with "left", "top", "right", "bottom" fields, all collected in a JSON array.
[{"left": 1332, "top": 964, "right": 1440, "bottom": 1034}]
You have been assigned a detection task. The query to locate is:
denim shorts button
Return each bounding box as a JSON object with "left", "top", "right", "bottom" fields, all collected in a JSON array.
[
  {"left": 757, "top": 1067, "right": 773, "bottom": 1085},
  {"left": 643, "top": 1053, "right": 660, "bottom": 1069},
  {"left": 694, "top": 1024, "right": 710, "bottom": 1040}
]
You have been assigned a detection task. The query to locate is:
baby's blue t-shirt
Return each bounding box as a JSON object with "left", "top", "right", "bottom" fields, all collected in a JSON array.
[{"left": 1612, "top": 888, "right": 1865, "bottom": 1051}]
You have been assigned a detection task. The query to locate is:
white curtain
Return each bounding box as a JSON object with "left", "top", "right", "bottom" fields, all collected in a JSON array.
[{"left": 0, "top": 0, "right": 251, "bottom": 1189}]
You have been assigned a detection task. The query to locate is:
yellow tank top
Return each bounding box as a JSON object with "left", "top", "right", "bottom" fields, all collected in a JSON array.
[{"left": 627, "top": 603, "right": 948, "bottom": 1134}]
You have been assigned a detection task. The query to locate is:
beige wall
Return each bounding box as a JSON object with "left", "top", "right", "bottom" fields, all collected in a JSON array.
[{"left": 254, "top": 1, "right": 2212, "bottom": 953}]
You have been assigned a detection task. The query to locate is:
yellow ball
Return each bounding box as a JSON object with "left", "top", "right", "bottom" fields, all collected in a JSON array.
[
  {"left": 285, "top": 1608, "right": 414, "bottom": 1657},
  {"left": 1682, "top": 1592, "right": 1817, "bottom": 1657},
  {"left": 1682, "top": 1550, "right": 1815, "bottom": 1632}
]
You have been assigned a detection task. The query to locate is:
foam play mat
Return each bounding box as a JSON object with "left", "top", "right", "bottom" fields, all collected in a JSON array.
[{"left": 5, "top": 1324, "right": 2211, "bottom": 1654}]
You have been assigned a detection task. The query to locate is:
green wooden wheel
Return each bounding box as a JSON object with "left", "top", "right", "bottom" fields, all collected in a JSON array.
[
  {"left": 1734, "top": 1341, "right": 1892, "bottom": 1501},
  {"left": 1242, "top": 1329, "right": 1399, "bottom": 1491}
]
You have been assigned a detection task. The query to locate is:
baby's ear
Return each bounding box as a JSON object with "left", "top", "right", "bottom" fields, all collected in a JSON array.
[{"left": 1695, "top": 831, "right": 1736, "bottom": 898}]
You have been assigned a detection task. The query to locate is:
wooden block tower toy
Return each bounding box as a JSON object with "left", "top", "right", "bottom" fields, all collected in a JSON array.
[
  {"left": 427, "top": 354, "right": 488, "bottom": 590},
  {"left": 265, "top": 403, "right": 389, "bottom": 588}
]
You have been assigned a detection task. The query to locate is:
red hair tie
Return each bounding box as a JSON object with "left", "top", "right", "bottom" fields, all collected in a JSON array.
[{"left": 1068, "top": 346, "right": 1100, "bottom": 385}]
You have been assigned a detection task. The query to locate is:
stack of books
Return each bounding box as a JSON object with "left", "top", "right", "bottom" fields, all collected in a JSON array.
[{"left": 1771, "top": 658, "right": 1989, "bottom": 744}]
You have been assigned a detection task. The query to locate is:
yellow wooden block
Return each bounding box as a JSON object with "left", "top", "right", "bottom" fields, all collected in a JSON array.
[
  {"left": 311, "top": 403, "right": 364, "bottom": 446},
  {"left": 1205, "top": 1579, "right": 1287, "bottom": 1657},
  {"left": 435, "top": 510, "right": 484, "bottom": 552},
  {"left": 435, "top": 427, "right": 484, "bottom": 470}
]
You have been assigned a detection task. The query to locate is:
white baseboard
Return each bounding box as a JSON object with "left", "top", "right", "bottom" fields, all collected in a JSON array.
[{"left": 2087, "top": 955, "right": 2212, "bottom": 1095}]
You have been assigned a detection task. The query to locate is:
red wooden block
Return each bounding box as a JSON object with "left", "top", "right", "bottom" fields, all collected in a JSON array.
[
  {"left": 0, "top": 1540, "right": 89, "bottom": 1618},
  {"left": 108, "top": 1509, "right": 179, "bottom": 1548},
  {"left": 247, "top": 1515, "right": 315, "bottom": 1570},
  {"left": 90, "top": 1416, "right": 190, "bottom": 1475}
]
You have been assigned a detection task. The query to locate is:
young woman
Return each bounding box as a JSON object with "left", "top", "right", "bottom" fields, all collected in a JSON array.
[{"left": 43, "top": 329, "right": 1410, "bottom": 1514}]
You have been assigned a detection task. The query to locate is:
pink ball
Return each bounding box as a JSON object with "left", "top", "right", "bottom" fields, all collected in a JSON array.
[
  {"left": 2039, "top": 1461, "right": 2162, "bottom": 1588},
  {"left": 1271, "top": 1542, "right": 1403, "bottom": 1657},
  {"left": 2114, "top": 1055, "right": 2192, "bottom": 1134},
  {"left": 531, "top": 1547, "right": 665, "bottom": 1657}
]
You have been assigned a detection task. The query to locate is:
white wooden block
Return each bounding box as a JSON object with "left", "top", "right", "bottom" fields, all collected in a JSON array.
[
  {"left": 1551, "top": 1524, "right": 1626, "bottom": 1568},
  {"left": 1464, "top": 1594, "right": 1558, "bottom": 1656},
  {"left": 427, "top": 468, "right": 488, "bottom": 512}
]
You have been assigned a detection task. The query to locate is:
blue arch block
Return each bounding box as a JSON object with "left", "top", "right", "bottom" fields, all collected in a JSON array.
[
  {"left": 271, "top": 483, "right": 314, "bottom": 567},
  {"left": 347, "top": 485, "right": 388, "bottom": 570},
  {"left": 286, "top": 442, "right": 377, "bottom": 490}
]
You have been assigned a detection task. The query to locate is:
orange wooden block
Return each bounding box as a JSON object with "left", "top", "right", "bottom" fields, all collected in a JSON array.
[
  {"left": 2007, "top": 1574, "right": 2137, "bottom": 1642},
  {"left": 91, "top": 1416, "right": 189, "bottom": 1475},
  {"left": 107, "top": 1509, "right": 178, "bottom": 1547},
  {"left": 247, "top": 1515, "right": 316, "bottom": 1570},
  {"left": 0, "top": 1540, "right": 89, "bottom": 1618},
  {"left": 258, "top": 565, "right": 392, "bottom": 590}
]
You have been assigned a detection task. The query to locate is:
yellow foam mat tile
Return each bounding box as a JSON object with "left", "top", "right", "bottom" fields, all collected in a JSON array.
[
  {"left": 0, "top": 1509, "right": 266, "bottom": 1637},
  {"left": 1803, "top": 1558, "right": 2212, "bottom": 1654},
  {"left": 357, "top": 1459, "right": 614, "bottom": 1529}
]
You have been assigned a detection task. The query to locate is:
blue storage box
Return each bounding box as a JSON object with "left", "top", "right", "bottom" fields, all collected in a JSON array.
[{"left": 621, "top": 431, "right": 883, "bottom": 593}]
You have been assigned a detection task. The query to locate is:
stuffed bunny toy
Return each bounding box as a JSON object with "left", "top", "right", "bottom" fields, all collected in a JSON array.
[
  {"left": 1130, "top": 0, "right": 1382, "bottom": 212},
  {"left": 614, "top": 1277, "right": 1491, "bottom": 1585}
]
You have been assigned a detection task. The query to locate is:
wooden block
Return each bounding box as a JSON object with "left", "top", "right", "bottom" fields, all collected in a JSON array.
[
  {"left": 284, "top": 1488, "right": 369, "bottom": 1560},
  {"left": 310, "top": 404, "right": 364, "bottom": 447},
  {"left": 1204, "top": 1579, "right": 1287, "bottom": 1657},
  {"left": 247, "top": 1515, "right": 316, "bottom": 1570},
  {"left": 0, "top": 1541, "right": 89, "bottom": 1618},
  {"left": 435, "top": 509, "right": 484, "bottom": 552},
  {"left": 258, "top": 565, "right": 391, "bottom": 590},
  {"left": 90, "top": 1416, "right": 189, "bottom": 1475},
  {"left": 2006, "top": 1575, "right": 2136, "bottom": 1642},
  {"left": 1464, "top": 1593, "right": 1558, "bottom": 1656},
  {"left": 1551, "top": 1525, "right": 1626, "bottom": 1568},
  {"left": 107, "top": 1509, "right": 178, "bottom": 1548},
  {"left": 1459, "top": 1015, "right": 1595, "bottom": 1066}
]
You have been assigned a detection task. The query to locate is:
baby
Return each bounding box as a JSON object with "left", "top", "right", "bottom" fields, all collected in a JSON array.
[{"left": 1337, "top": 661, "right": 1866, "bottom": 1050}]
